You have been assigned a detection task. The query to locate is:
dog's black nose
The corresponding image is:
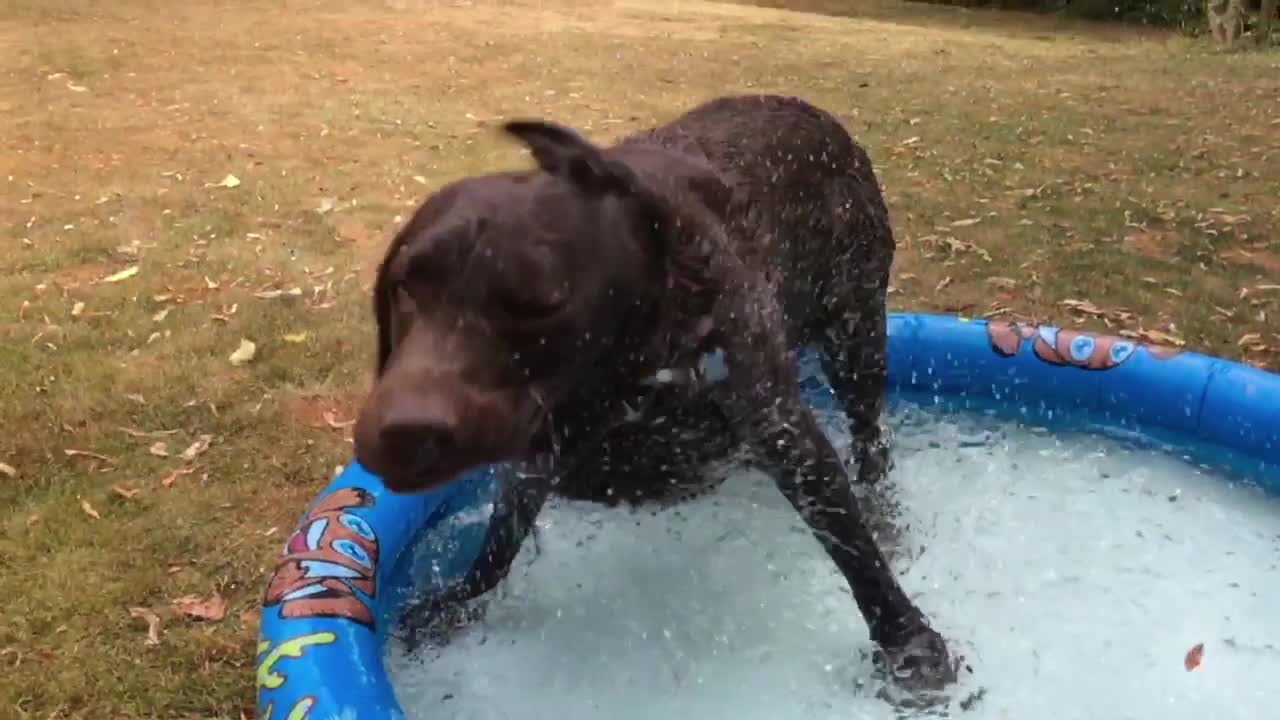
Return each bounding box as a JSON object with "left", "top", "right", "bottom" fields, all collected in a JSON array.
[{"left": 380, "top": 405, "right": 458, "bottom": 477}]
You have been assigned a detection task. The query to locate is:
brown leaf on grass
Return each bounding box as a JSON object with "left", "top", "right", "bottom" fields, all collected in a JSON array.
[
  {"left": 128, "top": 607, "right": 163, "bottom": 646},
  {"left": 149, "top": 441, "right": 170, "bottom": 457},
  {"left": 173, "top": 593, "right": 227, "bottom": 622},
  {"left": 986, "top": 277, "right": 1018, "bottom": 290},
  {"left": 1119, "top": 328, "right": 1186, "bottom": 347},
  {"left": 322, "top": 411, "right": 355, "bottom": 430},
  {"left": 166, "top": 564, "right": 184, "bottom": 575},
  {"left": 179, "top": 435, "right": 213, "bottom": 461},
  {"left": 80, "top": 500, "right": 101, "bottom": 520},
  {"left": 1059, "top": 299, "right": 1136, "bottom": 324},
  {"left": 253, "top": 287, "right": 303, "bottom": 300},
  {"left": 1238, "top": 333, "right": 1264, "bottom": 347},
  {"left": 950, "top": 217, "right": 982, "bottom": 227},
  {"left": 64, "top": 448, "right": 115, "bottom": 463},
  {"left": 1184, "top": 642, "right": 1204, "bottom": 671},
  {"left": 282, "top": 331, "right": 309, "bottom": 343},
  {"left": 240, "top": 608, "right": 260, "bottom": 633},
  {"left": 0, "top": 462, "right": 16, "bottom": 478},
  {"left": 160, "top": 466, "right": 198, "bottom": 488},
  {"left": 118, "top": 426, "right": 179, "bottom": 439},
  {"left": 228, "top": 339, "right": 256, "bottom": 366},
  {"left": 935, "top": 276, "right": 953, "bottom": 292},
  {"left": 111, "top": 484, "right": 139, "bottom": 499},
  {"left": 100, "top": 266, "right": 139, "bottom": 284},
  {"left": 152, "top": 307, "right": 171, "bottom": 323},
  {"left": 71, "top": 301, "right": 85, "bottom": 317}
]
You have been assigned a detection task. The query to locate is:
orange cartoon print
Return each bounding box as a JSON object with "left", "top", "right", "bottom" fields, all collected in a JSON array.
[
  {"left": 264, "top": 487, "right": 379, "bottom": 628},
  {"left": 987, "top": 320, "right": 1181, "bottom": 370}
]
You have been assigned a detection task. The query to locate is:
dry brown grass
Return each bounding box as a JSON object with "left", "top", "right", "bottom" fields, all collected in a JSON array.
[{"left": 1, "top": 0, "right": 1277, "bottom": 716}]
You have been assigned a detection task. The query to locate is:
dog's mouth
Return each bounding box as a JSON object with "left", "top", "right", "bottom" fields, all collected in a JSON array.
[{"left": 369, "top": 391, "right": 557, "bottom": 495}]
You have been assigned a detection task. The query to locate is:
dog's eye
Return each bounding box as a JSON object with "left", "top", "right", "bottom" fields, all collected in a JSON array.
[{"left": 493, "top": 287, "right": 566, "bottom": 320}]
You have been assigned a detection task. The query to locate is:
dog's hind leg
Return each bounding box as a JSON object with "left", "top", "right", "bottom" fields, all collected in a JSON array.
[{"left": 817, "top": 174, "right": 895, "bottom": 487}]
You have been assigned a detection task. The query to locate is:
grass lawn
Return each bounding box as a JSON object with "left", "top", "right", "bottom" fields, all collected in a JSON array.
[{"left": 1, "top": 0, "right": 1276, "bottom": 716}]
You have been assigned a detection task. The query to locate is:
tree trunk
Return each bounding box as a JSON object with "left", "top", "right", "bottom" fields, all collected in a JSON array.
[{"left": 1259, "top": 0, "right": 1277, "bottom": 46}]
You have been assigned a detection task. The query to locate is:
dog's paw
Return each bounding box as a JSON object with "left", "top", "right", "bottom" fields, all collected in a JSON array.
[
  {"left": 397, "top": 591, "right": 489, "bottom": 652},
  {"left": 873, "top": 625, "right": 960, "bottom": 697},
  {"left": 853, "top": 433, "right": 892, "bottom": 486}
]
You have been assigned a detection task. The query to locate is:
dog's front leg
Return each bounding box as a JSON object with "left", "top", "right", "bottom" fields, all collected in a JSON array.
[
  {"left": 819, "top": 303, "right": 892, "bottom": 487},
  {"left": 399, "top": 460, "right": 553, "bottom": 649},
  {"left": 711, "top": 263, "right": 957, "bottom": 694}
]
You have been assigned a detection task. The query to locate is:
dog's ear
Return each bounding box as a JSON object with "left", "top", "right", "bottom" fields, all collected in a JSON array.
[
  {"left": 371, "top": 229, "right": 412, "bottom": 377},
  {"left": 503, "top": 120, "right": 637, "bottom": 196}
]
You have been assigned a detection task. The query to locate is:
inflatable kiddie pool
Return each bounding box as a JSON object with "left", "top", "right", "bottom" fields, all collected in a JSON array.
[{"left": 255, "top": 312, "right": 1280, "bottom": 720}]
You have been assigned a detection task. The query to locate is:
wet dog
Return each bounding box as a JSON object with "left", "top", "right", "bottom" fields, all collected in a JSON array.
[{"left": 352, "top": 94, "right": 958, "bottom": 694}]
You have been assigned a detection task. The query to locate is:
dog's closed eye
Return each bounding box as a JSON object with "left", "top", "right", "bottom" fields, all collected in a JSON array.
[
  {"left": 492, "top": 284, "right": 566, "bottom": 321},
  {"left": 491, "top": 246, "right": 571, "bottom": 322}
]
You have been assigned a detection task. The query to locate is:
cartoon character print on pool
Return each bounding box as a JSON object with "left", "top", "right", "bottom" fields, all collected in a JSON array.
[
  {"left": 987, "top": 320, "right": 1182, "bottom": 370},
  {"left": 264, "top": 487, "right": 380, "bottom": 629}
]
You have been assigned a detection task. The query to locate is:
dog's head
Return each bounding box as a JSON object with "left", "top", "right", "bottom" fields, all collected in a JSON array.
[{"left": 352, "top": 122, "right": 677, "bottom": 492}]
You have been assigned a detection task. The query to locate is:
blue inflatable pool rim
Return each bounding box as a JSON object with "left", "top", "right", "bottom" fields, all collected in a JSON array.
[{"left": 255, "top": 312, "right": 1280, "bottom": 720}]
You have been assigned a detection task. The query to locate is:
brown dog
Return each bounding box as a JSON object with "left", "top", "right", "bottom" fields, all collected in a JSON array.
[{"left": 352, "top": 94, "right": 958, "bottom": 694}]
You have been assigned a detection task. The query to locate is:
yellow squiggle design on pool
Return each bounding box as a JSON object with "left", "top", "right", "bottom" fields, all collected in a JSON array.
[
  {"left": 260, "top": 695, "right": 317, "bottom": 720},
  {"left": 256, "top": 632, "right": 337, "bottom": 690}
]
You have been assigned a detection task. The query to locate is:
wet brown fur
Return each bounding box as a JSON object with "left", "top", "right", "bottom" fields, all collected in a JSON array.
[{"left": 352, "top": 94, "right": 960, "bottom": 694}]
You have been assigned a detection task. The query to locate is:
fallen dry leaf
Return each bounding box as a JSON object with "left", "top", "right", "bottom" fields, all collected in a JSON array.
[
  {"left": 0, "top": 462, "right": 16, "bottom": 478},
  {"left": 282, "top": 331, "right": 309, "bottom": 344},
  {"left": 240, "top": 608, "right": 260, "bottom": 632},
  {"left": 128, "top": 607, "right": 163, "bottom": 646},
  {"left": 119, "top": 426, "right": 179, "bottom": 439},
  {"left": 986, "top": 277, "right": 1018, "bottom": 290},
  {"left": 214, "top": 174, "right": 241, "bottom": 189},
  {"left": 179, "top": 434, "right": 213, "bottom": 461},
  {"left": 173, "top": 593, "right": 227, "bottom": 622},
  {"left": 166, "top": 564, "right": 184, "bottom": 575},
  {"left": 152, "top": 307, "right": 171, "bottom": 323},
  {"left": 112, "top": 484, "right": 140, "bottom": 499},
  {"left": 80, "top": 500, "right": 101, "bottom": 520},
  {"left": 323, "top": 411, "right": 355, "bottom": 430},
  {"left": 160, "top": 466, "right": 199, "bottom": 488},
  {"left": 66, "top": 82, "right": 88, "bottom": 93},
  {"left": 1238, "top": 333, "right": 1263, "bottom": 347},
  {"left": 64, "top": 448, "right": 114, "bottom": 463},
  {"left": 1184, "top": 642, "right": 1204, "bottom": 671},
  {"left": 254, "top": 287, "right": 303, "bottom": 300},
  {"left": 1119, "top": 327, "right": 1186, "bottom": 347},
  {"left": 71, "top": 301, "right": 85, "bottom": 317},
  {"left": 950, "top": 217, "right": 982, "bottom": 227},
  {"left": 229, "top": 339, "right": 257, "bottom": 366},
  {"left": 149, "top": 441, "right": 170, "bottom": 457},
  {"left": 100, "top": 266, "right": 139, "bottom": 284}
]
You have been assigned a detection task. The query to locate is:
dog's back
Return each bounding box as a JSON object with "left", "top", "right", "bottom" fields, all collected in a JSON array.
[{"left": 613, "top": 94, "right": 896, "bottom": 346}]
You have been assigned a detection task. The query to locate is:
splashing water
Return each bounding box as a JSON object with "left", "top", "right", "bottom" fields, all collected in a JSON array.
[{"left": 386, "top": 404, "right": 1280, "bottom": 719}]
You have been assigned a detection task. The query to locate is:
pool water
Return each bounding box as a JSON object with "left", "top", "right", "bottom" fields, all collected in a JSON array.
[{"left": 385, "top": 404, "right": 1280, "bottom": 720}]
